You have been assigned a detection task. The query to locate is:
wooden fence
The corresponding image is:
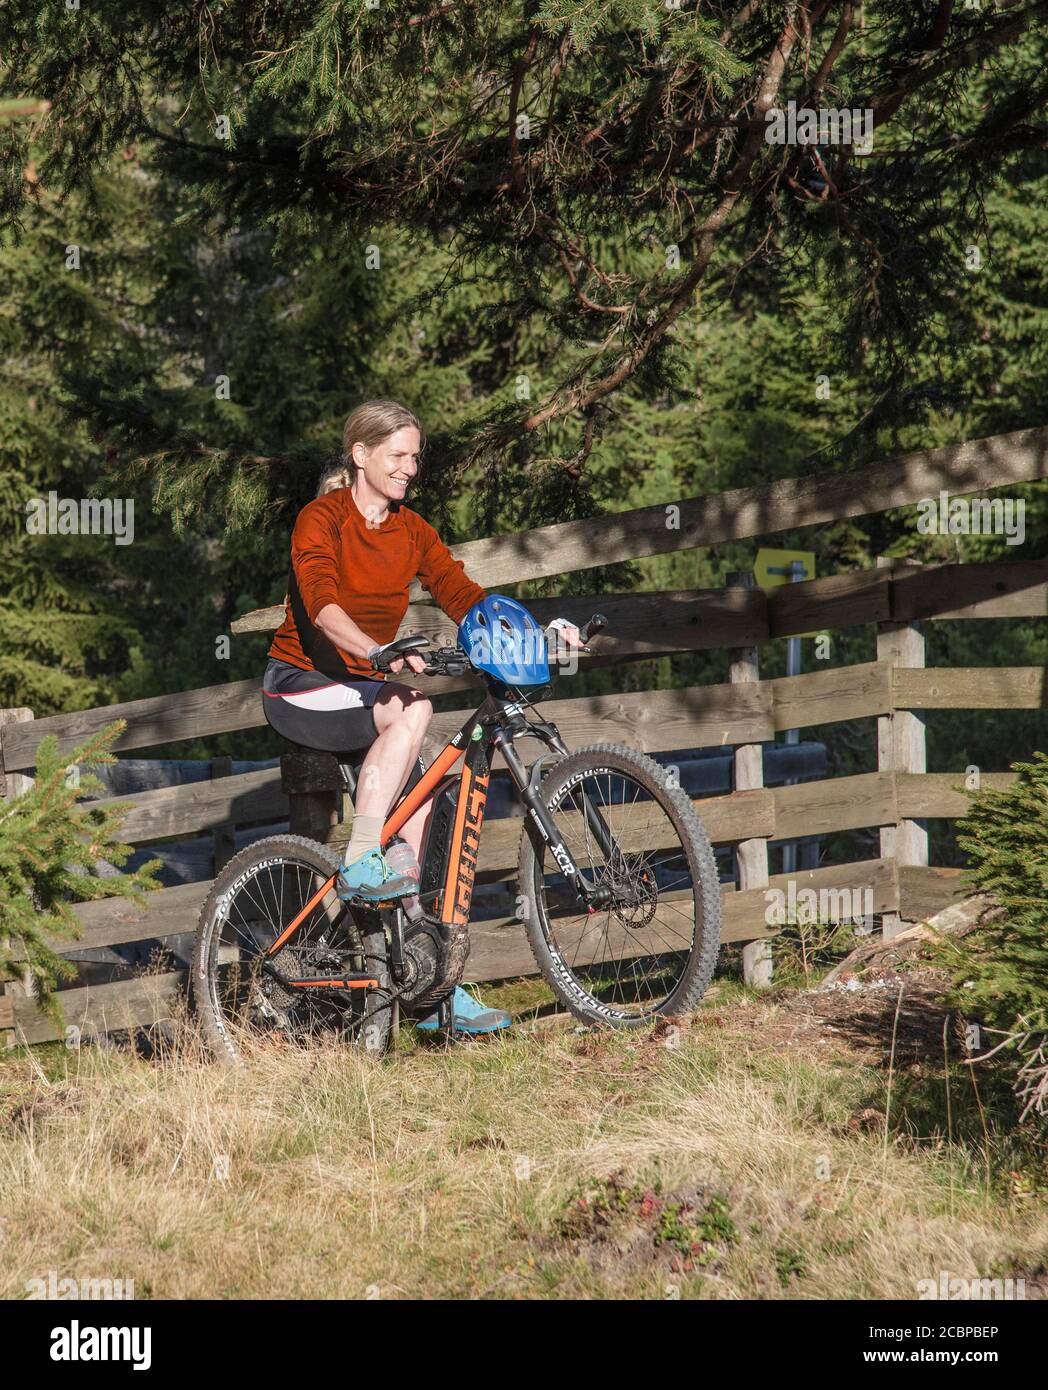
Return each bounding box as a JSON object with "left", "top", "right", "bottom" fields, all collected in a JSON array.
[{"left": 1, "top": 426, "right": 1045, "bottom": 1046}]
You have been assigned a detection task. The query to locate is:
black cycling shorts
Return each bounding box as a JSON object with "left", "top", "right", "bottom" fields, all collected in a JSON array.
[{"left": 262, "top": 658, "right": 427, "bottom": 794}]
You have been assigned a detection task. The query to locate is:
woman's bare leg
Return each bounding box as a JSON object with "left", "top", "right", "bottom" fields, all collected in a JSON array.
[{"left": 352, "top": 684, "right": 434, "bottom": 863}]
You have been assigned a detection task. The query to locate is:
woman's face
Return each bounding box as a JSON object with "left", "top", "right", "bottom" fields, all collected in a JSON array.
[{"left": 353, "top": 426, "right": 420, "bottom": 503}]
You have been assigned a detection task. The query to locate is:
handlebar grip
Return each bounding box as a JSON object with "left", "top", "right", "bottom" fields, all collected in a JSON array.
[
  {"left": 580, "top": 613, "right": 608, "bottom": 644},
  {"left": 369, "top": 635, "right": 432, "bottom": 672}
]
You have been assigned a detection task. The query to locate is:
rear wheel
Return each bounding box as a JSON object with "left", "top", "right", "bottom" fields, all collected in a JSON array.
[
  {"left": 517, "top": 744, "right": 721, "bottom": 1028},
  {"left": 192, "top": 835, "right": 393, "bottom": 1065}
]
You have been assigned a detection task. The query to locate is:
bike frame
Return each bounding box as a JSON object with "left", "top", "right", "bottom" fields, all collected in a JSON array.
[{"left": 265, "top": 673, "right": 617, "bottom": 979}]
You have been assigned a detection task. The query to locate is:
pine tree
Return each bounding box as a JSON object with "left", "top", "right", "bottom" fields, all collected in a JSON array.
[
  {"left": 950, "top": 752, "right": 1048, "bottom": 1024},
  {"left": 941, "top": 753, "right": 1048, "bottom": 1119},
  {"left": 2, "top": 0, "right": 1046, "bottom": 528},
  {"left": 0, "top": 721, "right": 162, "bottom": 1015}
]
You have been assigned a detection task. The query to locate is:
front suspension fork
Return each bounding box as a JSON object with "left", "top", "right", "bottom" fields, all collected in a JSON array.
[{"left": 496, "top": 732, "right": 617, "bottom": 909}]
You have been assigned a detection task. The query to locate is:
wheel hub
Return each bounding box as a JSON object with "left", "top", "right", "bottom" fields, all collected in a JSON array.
[{"left": 607, "top": 862, "right": 659, "bottom": 929}]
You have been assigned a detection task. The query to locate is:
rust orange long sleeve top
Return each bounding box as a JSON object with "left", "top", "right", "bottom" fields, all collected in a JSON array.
[{"left": 269, "top": 490, "right": 486, "bottom": 680}]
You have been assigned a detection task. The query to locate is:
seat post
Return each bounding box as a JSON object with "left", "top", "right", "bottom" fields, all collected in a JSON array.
[{"left": 336, "top": 761, "right": 359, "bottom": 802}]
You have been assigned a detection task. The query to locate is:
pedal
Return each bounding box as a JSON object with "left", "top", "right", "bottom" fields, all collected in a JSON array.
[{"left": 360, "top": 891, "right": 423, "bottom": 918}]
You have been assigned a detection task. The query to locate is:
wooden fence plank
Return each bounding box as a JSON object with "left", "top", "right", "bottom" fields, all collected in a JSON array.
[
  {"left": 468, "top": 857, "right": 900, "bottom": 977},
  {"left": 896, "top": 771, "right": 1016, "bottom": 819},
  {"left": 894, "top": 666, "right": 1047, "bottom": 710},
  {"left": 235, "top": 557, "right": 1048, "bottom": 645},
  {"left": 99, "top": 768, "right": 287, "bottom": 845},
  {"left": 771, "top": 661, "right": 891, "bottom": 731},
  {"left": 722, "top": 857, "right": 899, "bottom": 942},
  {"left": 478, "top": 681, "right": 775, "bottom": 754},
  {"left": 769, "top": 567, "right": 890, "bottom": 637},
  {"left": 1, "top": 679, "right": 267, "bottom": 773},
  {"left": 476, "top": 786, "right": 775, "bottom": 883},
  {"left": 9, "top": 971, "right": 186, "bottom": 1046},
  {"left": 6, "top": 882, "right": 211, "bottom": 960},
  {"left": 774, "top": 772, "right": 896, "bottom": 839},
  {"left": 21, "top": 657, "right": 1033, "bottom": 786},
  {"left": 897, "top": 865, "right": 970, "bottom": 922},
  {"left": 766, "top": 559, "right": 1048, "bottom": 637},
  {"left": 4, "top": 660, "right": 776, "bottom": 773},
  {"left": 892, "top": 560, "right": 1048, "bottom": 622},
  {"left": 236, "top": 586, "right": 770, "bottom": 651}
]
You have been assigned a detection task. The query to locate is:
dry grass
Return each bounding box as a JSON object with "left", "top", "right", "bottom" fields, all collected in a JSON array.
[{"left": 1, "top": 987, "right": 1045, "bottom": 1300}]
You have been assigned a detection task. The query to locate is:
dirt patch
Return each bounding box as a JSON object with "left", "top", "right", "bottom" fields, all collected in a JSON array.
[
  {"left": 700, "top": 960, "right": 965, "bottom": 1071},
  {"left": 781, "top": 964, "right": 961, "bottom": 1066}
]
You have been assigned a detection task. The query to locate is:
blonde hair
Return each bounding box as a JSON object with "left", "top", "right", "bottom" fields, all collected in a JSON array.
[
  {"left": 344, "top": 399, "right": 423, "bottom": 464},
  {"left": 316, "top": 462, "right": 353, "bottom": 496}
]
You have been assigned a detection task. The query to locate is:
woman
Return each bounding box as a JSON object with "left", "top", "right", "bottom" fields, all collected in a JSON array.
[{"left": 263, "top": 399, "right": 580, "bottom": 1033}]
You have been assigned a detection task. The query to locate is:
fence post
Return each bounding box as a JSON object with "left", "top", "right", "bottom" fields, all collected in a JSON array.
[
  {"left": 727, "top": 573, "right": 772, "bottom": 988},
  {"left": 1, "top": 707, "right": 36, "bottom": 1035},
  {"left": 280, "top": 750, "right": 341, "bottom": 848},
  {"left": 210, "top": 755, "right": 236, "bottom": 875},
  {"left": 876, "top": 557, "right": 928, "bottom": 938}
]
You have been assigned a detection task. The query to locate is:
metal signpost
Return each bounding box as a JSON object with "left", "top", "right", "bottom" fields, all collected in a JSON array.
[{"left": 754, "top": 549, "right": 816, "bottom": 876}]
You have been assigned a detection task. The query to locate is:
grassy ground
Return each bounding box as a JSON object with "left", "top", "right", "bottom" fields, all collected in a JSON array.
[{"left": 2, "top": 963, "right": 1046, "bottom": 1301}]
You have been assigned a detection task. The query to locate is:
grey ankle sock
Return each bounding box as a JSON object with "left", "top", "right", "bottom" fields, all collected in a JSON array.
[{"left": 344, "top": 813, "right": 383, "bottom": 863}]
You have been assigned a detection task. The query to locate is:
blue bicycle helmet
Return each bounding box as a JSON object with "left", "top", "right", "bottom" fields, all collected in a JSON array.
[{"left": 458, "top": 594, "right": 550, "bottom": 685}]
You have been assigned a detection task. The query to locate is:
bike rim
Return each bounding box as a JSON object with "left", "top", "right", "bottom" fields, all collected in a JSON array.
[
  {"left": 205, "top": 852, "right": 369, "bottom": 1046},
  {"left": 533, "top": 765, "right": 701, "bottom": 1021}
]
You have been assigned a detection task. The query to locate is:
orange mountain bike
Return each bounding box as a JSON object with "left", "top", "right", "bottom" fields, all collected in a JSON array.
[{"left": 192, "top": 614, "right": 721, "bottom": 1062}]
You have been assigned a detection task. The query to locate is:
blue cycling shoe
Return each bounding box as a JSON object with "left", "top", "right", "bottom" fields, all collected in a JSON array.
[
  {"left": 336, "top": 848, "right": 417, "bottom": 903},
  {"left": 415, "top": 986, "right": 512, "bottom": 1035}
]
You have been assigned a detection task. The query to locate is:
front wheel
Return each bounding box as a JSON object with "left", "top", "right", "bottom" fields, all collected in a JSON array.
[{"left": 517, "top": 744, "right": 721, "bottom": 1028}]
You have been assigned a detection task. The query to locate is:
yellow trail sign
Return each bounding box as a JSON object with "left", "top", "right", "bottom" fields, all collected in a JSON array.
[
  {"left": 754, "top": 548, "right": 815, "bottom": 589},
  {"left": 754, "top": 548, "right": 820, "bottom": 640}
]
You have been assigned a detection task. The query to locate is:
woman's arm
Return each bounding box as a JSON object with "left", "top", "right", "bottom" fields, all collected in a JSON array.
[
  {"left": 314, "top": 605, "right": 425, "bottom": 675},
  {"left": 309, "top": 606, "right": 425, "bottom": 675},
  {"left": 414, "top": 516, "right": 486, "bottom": 623},
  {"left": 313, "top": 604, "right": 383, "bottom": 663}
]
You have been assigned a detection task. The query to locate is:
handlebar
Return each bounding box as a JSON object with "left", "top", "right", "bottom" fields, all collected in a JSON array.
[{"left": 368, "top": 613, "right": 608, "bottom": 677}]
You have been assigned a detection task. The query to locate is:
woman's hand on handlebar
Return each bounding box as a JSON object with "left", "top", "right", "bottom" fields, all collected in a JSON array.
[
  {"left": 388, "top": 651, "right": 428, "bottom": 675},
  {"left": 367, "top": 637, "right": 431, "bottom": 674}
]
